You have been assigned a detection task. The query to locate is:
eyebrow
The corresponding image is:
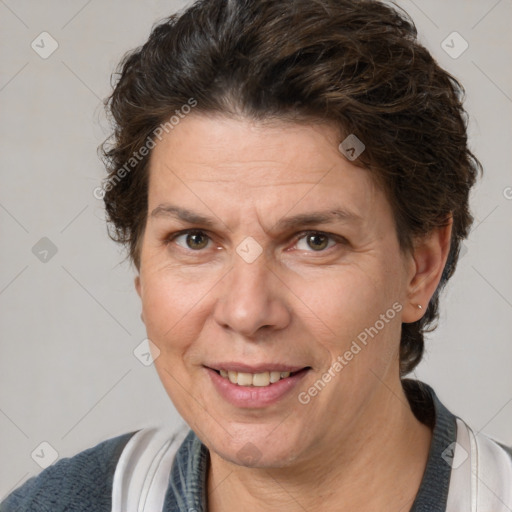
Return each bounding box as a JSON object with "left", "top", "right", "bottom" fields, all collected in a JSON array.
[{"left": 150, "top": 204, "right": 361, "bottom": 232}]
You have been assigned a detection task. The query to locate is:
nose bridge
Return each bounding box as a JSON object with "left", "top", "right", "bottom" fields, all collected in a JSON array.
[{"left": 213, "top": 250, "right": 290, "bottom": 337}]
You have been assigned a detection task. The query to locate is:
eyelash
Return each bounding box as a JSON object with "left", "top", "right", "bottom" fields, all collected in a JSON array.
[{"left": 164, "top": 229, "right": 347, "bottom": 254}]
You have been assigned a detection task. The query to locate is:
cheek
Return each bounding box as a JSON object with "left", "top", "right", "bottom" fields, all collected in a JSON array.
[
  {"left": 140, "top": 271, "right": 211, "bottom": 409},
  {"left": 140, "top": 269, "right": 210, "bottom": 354},
  {"left": 298, "top": 259, "right": 403, "bottom": 361}
]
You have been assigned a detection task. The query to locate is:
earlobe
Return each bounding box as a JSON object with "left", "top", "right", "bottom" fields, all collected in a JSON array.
[{"left": 402, "top": 217, "right": 453, "bottom": 323}]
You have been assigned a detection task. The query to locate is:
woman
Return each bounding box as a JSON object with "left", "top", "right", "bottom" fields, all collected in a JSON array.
[{"left": 2, "top": 0, "right": 511, "bottom": 510}]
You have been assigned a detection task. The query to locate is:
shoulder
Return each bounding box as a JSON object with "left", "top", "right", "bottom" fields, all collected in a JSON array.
[
  {"left": 448, "top": 418, "right": 512, "bottom": 510},
  {"left": 471, "top": 425, "right": 512, "bottom": 473},
  {"left": 112, "top": 425, "right": 192, "bottom": 512},
  {"left": 0, "top": 431, "right": 138, "bottom": 512}
]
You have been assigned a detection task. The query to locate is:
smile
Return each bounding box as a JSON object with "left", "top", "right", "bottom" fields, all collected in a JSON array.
[
  {"left": 206, "top": 365, "right": 311, "bottom": 408},
  {"left": 217, "top": 369, "right": 300, "bottom": 387}
]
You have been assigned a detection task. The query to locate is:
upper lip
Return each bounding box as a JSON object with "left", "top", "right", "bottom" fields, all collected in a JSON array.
[{"left": 206, "top": 363, "right": 309, "bottom": 373}]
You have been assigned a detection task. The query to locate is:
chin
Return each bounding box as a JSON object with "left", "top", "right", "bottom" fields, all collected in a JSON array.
[{"left": 208, "top": 424, "right": 305, "bottom": 468}]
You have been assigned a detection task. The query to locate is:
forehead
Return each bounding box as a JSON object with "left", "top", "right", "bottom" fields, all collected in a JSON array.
[{"left": 146, "top": 114, "right": 388, "bottom": 227}]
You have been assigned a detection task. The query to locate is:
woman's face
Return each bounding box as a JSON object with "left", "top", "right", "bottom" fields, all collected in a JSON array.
[{"left": 136, "top": 114, "right": 418, "bottom": 467}]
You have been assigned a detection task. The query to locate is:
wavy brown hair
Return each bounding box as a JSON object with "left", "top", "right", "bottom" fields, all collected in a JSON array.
[{"left": 100, "top": 0, "right": 481, "bottom": 376}]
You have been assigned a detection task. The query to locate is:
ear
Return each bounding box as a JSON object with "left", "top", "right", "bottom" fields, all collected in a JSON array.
[
  {"left": 134, "top": 275, "right": 142, "bottom": 298},
  {"left": 135, "top": 275, "right": 145, "bottom": 324},
  {"left": 402, "top": 216, "right": 453, "bottom": 323}
]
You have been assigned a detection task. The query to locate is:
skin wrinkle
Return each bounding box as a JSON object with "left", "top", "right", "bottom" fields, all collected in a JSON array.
[{"left": 135, "top": 114, "right": 451, "bottom": 511}]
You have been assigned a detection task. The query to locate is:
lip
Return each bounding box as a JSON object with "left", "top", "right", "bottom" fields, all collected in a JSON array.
[
  {"left": 206, "top": 362, "right": 307, "bottom": 373},
  {"left": 206, "top": 366, "right": 310, "bottom": 408}
]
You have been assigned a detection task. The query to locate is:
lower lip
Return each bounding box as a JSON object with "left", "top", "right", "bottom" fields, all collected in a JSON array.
[{"left": 207, "top": 367, "right": 309, "bottom": 408}]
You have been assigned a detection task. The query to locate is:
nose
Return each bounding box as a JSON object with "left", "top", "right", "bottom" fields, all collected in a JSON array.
[{"left": 213, "top": 254, "right": 292, "bottom": 339}]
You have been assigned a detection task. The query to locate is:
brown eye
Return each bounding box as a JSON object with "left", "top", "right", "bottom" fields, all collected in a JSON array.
[
  {"left": 306, "top": 233, "right": 329, "bottom": 251},
  {"left": 173, "top": 230, "right": 211, "bottom": 250},
  {"left": 295, "top": 231, "right": 338, "bottom": 252}
]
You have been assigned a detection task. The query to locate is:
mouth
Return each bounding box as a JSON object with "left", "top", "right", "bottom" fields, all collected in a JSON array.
[
  {"left": 206, "top": 364, "right": 311, "bottom": 408},
  {"left": 212, "top": 368, "right": 310, "bottom": 387}
]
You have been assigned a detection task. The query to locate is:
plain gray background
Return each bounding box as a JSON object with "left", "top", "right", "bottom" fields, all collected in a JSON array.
[{"left": 1, "top": 0, "right": 511, "bottom": 499}]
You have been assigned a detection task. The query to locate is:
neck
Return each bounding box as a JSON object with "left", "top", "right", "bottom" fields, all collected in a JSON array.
[{"left": 207, "top": 378, "right": 433, "bottom": 512}]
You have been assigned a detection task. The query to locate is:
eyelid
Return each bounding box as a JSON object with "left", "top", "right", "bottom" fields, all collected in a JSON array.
[
  {"left": 292, "top": 230, "right": 346, "bottom": 252},
  {"left": 163, "top": 228, "right": 213, "bottom": 253},
  {"left": 165, "top": 228, "right": 346, "bottom": 253}
]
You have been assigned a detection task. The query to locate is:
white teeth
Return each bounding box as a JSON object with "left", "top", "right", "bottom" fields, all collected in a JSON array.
[
  {"left": 218, "top": 369, "right": 296, "bottom": 386},
  {"left": 269, "top": 371, "right": 281, "bottom": 383},
  {"left": 237, "top": 372, "right": 253, "bottom": 386},
  {"left": 253, "top": 372, "right": 270, "bottom": 387}
]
